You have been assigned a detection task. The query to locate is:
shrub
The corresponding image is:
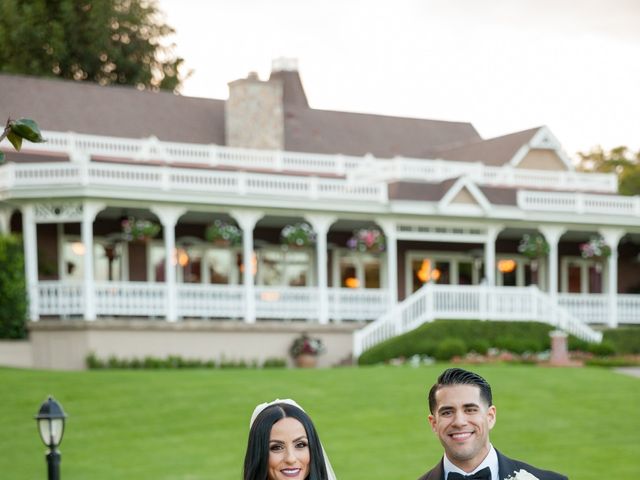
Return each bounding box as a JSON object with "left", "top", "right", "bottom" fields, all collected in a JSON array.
[
  {"left": 357, "top": 319, "right": 581, "bottom": 365},
  {"left": 0, "top": 235, "right": 27, "bottom": 339},
  {"left": 433, "top": 338, "right": 466, "bottom": 361},
  {"left": 468, "top": 339, "right": 490, "bottom": 355},
  {"left": 587, "top": 341, "right": 616, "bottom": 357},
  {"left": 263, "top": 357, "right": 287, "bottom": 368},
  {"left": 585, "top": 356, "right": 640, "bottom": 367},
  {"left": 603, "top": 327, "right": 640, "bottom": 354}
]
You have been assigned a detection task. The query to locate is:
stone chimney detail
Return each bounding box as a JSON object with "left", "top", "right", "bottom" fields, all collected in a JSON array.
[{"left": 226, "top": 71, "right": 284, "bottom": 150}]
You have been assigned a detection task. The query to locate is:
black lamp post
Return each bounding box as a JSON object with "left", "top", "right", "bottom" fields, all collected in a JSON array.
[{"left": 35, "top": 396, "right": 67, "bottom": 480}]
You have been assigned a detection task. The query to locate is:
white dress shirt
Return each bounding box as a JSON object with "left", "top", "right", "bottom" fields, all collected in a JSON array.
[{"left": 443, "top": 444, "right": 499, "bottom": 480}]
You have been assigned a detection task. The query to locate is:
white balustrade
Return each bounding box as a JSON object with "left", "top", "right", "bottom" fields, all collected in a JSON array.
[
  {"left": 94, "top": 282, "right": 166, "bottom": 317},
  {"left": 255, "top": 286, "right": 320, "bottom": 320},
  {"left": 38, "top": 281, "right": 84, "bottom": 316},
  {"left": 518, "top": 191, "right": 640, "bottom": 217},
  {"left": 328, "top": 288, "right": 389, "bottom": 321},
  {"left": 1, "top": 160, "right": 386, "bottom": 203},
  {"left": 353, "top": 284, "right": 603, "bottom": 357},
  {"left": 177, "top": 284, "right": 244, "bottom": 318},
  {"left": 617, "top": 295, "right": 640, "bottom": 324},
  {"left": 558, "top": 294, "right": 609, "bottom": 325},
  {"left": 3, "top": 130, "right": 617, "bottom": 193}
]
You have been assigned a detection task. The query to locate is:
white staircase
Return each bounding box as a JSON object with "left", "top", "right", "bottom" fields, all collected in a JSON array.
[{"left": 353, "top": 284, "right": 603, "bottom": 358}]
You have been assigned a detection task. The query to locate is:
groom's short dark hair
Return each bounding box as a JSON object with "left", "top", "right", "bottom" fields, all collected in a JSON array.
[{"left": 428, "top": 367, "right": 493, "bottom": 413}]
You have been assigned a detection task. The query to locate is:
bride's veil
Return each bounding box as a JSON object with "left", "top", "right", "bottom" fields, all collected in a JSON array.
[{"left": 249, "top": 398, "right": 337, "bottom": 480}]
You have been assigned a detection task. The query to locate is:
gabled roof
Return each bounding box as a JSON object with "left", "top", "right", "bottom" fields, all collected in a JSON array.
[
  {"left": 388, "top": 178, "right": 518, "bottom": 206},
  {"left": 283, "top": 107, "right": 481, "bottom": 158},
  {"left": 434, "top": 127, "right": 542, "bottom": 166},
  {"left": 0, "top": 73, "right": 226, "bottom": 144}
]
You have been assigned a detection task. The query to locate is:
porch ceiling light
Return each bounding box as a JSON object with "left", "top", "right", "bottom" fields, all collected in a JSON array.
[
  {"left": 35, "top": 396, "right": 67, "bottom": 449},
  {"left": 498, "top": 259, "right": 516, "bottom": 273}
]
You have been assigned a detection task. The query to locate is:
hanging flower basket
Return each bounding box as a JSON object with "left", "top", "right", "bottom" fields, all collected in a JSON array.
[
  {"left": 121, "top": 217, "right": 161, "bottom": 242},
  {"left": 205, "top": 220, "right": 241, "bottom": 247},
  {"left": 289, "top": 334, "right": 325, "bottom": 368},
  {"left": 580, "top": 236, "right": 611, "bottom": 260},
  {"left": 517, "top": 234, "right": 549, "bottom": 259},
  {"left": 281, "top": 222, "right": 316, "bottom": 248},
  {"left": 347, "top": 228, "right": 385, "bottom": 253}
]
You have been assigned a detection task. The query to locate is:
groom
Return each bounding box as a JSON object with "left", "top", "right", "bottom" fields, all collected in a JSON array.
[{"left": 417, "top": 368, "right": 567, "bottom": 480}]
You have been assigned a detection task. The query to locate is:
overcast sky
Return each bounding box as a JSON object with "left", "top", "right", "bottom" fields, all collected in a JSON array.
[{"left": 158, "top": 0, "right": 640, "bottom": 159}]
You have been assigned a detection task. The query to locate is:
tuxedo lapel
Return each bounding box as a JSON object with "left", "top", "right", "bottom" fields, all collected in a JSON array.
[
  {"left": 496, "top": 449, "right": 522, "bottom": 480},
  {"left": 417, "top": 459, "right": 445, "bottom": 480}
]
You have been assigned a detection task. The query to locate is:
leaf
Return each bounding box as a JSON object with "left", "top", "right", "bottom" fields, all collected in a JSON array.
[
  {"left": 0, "top": 151, "right": 4, "bottom": 164},
  {"left": 7, "top": 131, "right": 22, "bottom": 151},
  {"left": 9, "top": 118, "right": 45, "bottom": 143}
]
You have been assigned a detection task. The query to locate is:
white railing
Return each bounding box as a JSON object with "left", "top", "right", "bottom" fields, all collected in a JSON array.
[
  {"left": 38, "top": 281, "right": 84, "bottom": 316},
  {"left": 95, "top": 282, "right": 167, "bottom": 317},
  {"left": 1, "top": 160, "right": 387, "bottom": 204},
  {"left": 178, "top": 284, "right": 244, "bottom": 318},
  {"left": 353, "top": 284, "right": 603, "bottom": 357},
  {"left": 357, "top": 157, "right": 617, "bottom": 193},
  {"left": 6, "top": 130, "right": 617, "bottom": 192},
  {"left": 328, "top": 288, "right": 389, "bottom": 321},
  {"left": 518, "top": 190, "right": 640, "bottom": 217},
  {"left": 617, "top": 295, "right": 640, "bottom": 324},
  {"left": 559, "top": 293, "right": 640, "bottom": 325},
  {"left": 35, "top": 282, "right": 388, "bottom": 321},
  {"left": 558, "top": 294, "right": 608, "bottom": 325}
]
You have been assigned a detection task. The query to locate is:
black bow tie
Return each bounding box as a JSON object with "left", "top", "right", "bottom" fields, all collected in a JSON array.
[{"left": 447, "top": 466, "right": 491, "bottom": 480}]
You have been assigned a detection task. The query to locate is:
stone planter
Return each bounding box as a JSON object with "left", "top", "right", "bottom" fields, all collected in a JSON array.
[{"left": 294, "top": 354, "right": 318, "bottom": 368}]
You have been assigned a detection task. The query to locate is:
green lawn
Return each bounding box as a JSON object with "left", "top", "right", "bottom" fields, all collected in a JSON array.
[{"left": 2, "top": 365, "right": 639, "bottom": 479}]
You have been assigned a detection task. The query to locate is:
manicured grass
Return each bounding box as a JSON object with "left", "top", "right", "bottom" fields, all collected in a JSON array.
[{"left": 2, "top": 365, "right": 639, "bottom": 479}]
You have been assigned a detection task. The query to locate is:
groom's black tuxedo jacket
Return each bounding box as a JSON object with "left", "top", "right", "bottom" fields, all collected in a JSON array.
[{"left": 416, "top": 449, "right": 568, "bottom": 480}]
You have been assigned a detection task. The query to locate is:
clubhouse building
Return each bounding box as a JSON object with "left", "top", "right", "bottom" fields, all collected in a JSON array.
[{"left": 1, "top": 59, "right": 638, "bottom": 368}]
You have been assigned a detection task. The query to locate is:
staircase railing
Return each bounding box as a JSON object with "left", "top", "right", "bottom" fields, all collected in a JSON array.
[{"left": 353, "top": 284, "right": 603, "bottom": 358}]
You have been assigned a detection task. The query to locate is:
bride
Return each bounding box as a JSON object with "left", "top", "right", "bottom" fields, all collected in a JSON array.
[{"left": 243, "top": 399, "right": 337, "bottom": 480}]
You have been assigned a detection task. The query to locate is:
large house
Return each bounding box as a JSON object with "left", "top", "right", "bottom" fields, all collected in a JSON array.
[{"left": 1, "top": 58, "right": 638, "bottom": 369}]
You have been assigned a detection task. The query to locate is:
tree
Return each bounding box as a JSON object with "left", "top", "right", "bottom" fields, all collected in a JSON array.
[
  {"left": 578, "top": 146, "right": 640, "bottom": 196},
  {"left": 0, "top": 0, "right": 185, "bottom": 91}
]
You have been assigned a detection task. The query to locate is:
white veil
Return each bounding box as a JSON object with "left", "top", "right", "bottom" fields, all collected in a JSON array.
[{"left": 249, "top": 399, "right": 337, "bottom": 480}]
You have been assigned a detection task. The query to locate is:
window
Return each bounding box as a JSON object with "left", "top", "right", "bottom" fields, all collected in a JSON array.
[
  {"left": 257, "top": 248, "right": 313, "bottom": 287},
  {"left": 335, "top": 250, "right": 382, "bottom": 289}
]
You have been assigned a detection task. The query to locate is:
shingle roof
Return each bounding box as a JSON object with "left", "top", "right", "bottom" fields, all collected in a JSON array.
[
  {"left": 389, "top": 179, "right": 518, "bottom": 205},
  {"left": 435, "top": 127, "right": 542, "bottom": 166},
  {"left": 0, "top": 74, "right": 226, "bottom": 144},
  {"left": 0, "top": 71, "right": 535, "bottom": 163}
]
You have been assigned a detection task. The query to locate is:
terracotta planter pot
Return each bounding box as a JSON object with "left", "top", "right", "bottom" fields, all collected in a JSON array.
[{"left": 294, "top": 354, "right": 318, "bottom": 368}]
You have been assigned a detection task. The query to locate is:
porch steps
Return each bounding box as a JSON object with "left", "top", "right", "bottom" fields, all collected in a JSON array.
[{"left": 352, "top": 284, "right": 603, "bottom": 358}]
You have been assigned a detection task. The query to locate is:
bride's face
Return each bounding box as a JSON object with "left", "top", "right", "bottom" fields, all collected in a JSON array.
[{"left": 267, "top": 417, "right": 310, "bottom": 480}]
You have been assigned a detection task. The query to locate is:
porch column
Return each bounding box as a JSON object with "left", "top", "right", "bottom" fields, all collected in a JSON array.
[
  {"left": 81, "top": 201, "right": 105, "bottom": 321},
  {"left": 151, "top": 206, "right": 186, "bottom": 322},
  {"left": 22, "top": 205, "right": 39, "bottom": 321},
  {"left": 484, "top": 225, "right": 502, "bottom": 286},
  {"left": 0, "top": 208, "right": 11, "bottom": 234},
  {"left": 539, "top": 225, "right": 566, "bottom": 304},
  {"left": 378, "top": 220, "right": 398, "bottom": 307},
  {"left": 305, "top": 214, "right": 336, "bottom": 324},
  {"left": 230, "top": 210, "right": 263, "bottom": 323},
  {"left": 599, "top": 228, "right": 625, "bottom": 328}
]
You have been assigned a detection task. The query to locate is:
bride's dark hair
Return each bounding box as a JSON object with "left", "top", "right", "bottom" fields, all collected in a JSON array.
[{"left": 243, "top": 403, "right": 328, "bottom": 480}]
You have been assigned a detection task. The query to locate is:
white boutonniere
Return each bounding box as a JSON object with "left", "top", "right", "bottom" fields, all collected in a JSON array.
[{"left": 505, "top": 469, "right": 539, "bottom": 480}]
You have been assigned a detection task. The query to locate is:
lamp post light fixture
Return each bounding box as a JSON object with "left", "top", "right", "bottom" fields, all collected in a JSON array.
[{"left": 35, "top": 396, "right": 67, "bottom": 480}]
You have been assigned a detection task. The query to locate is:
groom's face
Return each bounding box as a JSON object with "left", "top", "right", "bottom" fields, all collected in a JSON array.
[{"left": 428, "top": 384, "right": 496, "bottom": 472}]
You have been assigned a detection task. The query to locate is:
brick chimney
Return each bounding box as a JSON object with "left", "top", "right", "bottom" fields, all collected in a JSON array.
[{"left": 225, "top": 70, "right": 284, "bottom": 150}]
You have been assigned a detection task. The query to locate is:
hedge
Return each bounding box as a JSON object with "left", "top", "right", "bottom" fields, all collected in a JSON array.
[
  {"left": 358, "top": 319, "right": 587, "bottom": 365},
  {"left": 0, "top": 235, "right": 27, "bottom": 339}
]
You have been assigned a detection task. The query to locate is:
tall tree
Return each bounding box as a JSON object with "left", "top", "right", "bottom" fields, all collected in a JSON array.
[
  {"left": 578, "top": 146, "right": 640, "bottom": 196},
  {"left": 0, "top": 0, "right": 185, "bottom": 91}
]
